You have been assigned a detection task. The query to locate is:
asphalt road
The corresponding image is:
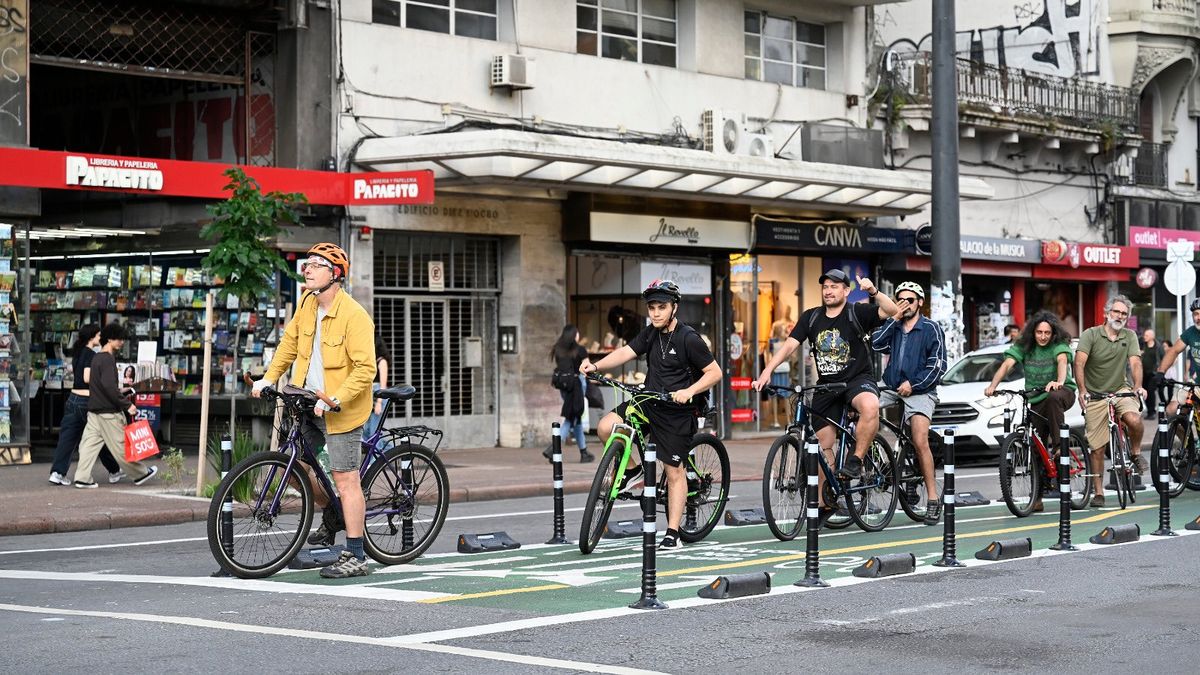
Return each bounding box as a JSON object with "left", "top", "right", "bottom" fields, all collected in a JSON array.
[{"left": 2, "top": 467, "right": 1199, "bottom": 673}]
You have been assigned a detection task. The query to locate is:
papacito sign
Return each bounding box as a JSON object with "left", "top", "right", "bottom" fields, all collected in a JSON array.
[
  {"left": 65, "top": 155, "right": 164, "bottom": 191},
  {"left": 352, "top": 176, "right": 422, "bottom": 202}
]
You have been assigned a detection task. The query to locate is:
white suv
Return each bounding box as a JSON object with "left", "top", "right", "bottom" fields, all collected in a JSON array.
[{"left": 930, "top": 342, "right": 1085, "bottom": 463}]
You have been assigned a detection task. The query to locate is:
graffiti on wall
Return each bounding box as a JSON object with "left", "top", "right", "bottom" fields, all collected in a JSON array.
[{"left": 884, "top": 0, "right": 1103, "bottom": 78}]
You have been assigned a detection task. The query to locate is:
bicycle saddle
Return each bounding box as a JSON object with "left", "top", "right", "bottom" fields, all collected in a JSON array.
[{"left": 375, "top": 385, "right": 417, "bottom": 401}]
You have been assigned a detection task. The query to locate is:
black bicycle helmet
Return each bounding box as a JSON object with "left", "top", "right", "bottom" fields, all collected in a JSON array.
[
  {"left": 1191, "top": 298, "right": 1200, "bottom": 312},
  {"left": 642, "top": 278, "right": 682, "bottom": 304}
]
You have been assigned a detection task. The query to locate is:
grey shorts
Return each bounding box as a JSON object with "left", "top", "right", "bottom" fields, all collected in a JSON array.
[
  {"left": 878, "top": 388, "right": 938, "bottom": 425},
  {"left": 312, "top": 416, "right": 364, "bottom": 471}
]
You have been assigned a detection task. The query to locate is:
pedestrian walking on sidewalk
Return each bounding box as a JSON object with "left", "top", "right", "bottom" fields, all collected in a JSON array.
[
  {"left": 71, "top": 323, "right": 159, "bottom": 489},
  {"left": 548, "top": 324, "right": 593, "bottom": 463},
  {"left": 48, "top": 324, "right": 126, "bottom": 486}
]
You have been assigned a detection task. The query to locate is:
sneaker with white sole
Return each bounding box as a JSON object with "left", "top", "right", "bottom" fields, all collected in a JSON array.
[
  {"left": 133, "top": 466, "right": 159, "bottom": 486},
  {"left": 48, "top": 471, "right": 71, "bottom": 486},
  {"left": 108, "top": 470, "right": 127, "bottom": 484},
  {"left": 657, "top": 532, "right": 683, "bottom": 550},
  {"left": 319, "top": 550, "right": 371, "bottom": 578},
  {"left": 73, "top": 480, "right": 98, "bottom": 489}
]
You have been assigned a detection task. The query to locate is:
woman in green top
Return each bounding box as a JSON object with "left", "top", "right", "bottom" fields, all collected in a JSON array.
[{"left": 985, "top": 311, "right": 1077, "bottom": 456}]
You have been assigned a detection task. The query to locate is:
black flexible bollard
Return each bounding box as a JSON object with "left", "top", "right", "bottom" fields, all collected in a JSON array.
[
  {"left": 1152, "top": 410, "right": 1177, "bottom": 537},
  {"left": 630, "top": 443, "right": 666, "bottom": 610},
  {"left": 1050, "top": 427, "right": 1076, "bottom": 551},
  {"left": 546, "top": 423, "right": 570, "bottom": 545},
  {"left": 933, "top": 429, "right": 965, "bottom": 568},
  {"left": 795, "top": 435, "right": 829, "bottom": 588},
  {"left": 212, "top": 433, "right": 234, "bottom": 577},
  {"left": 401, "top": 452, "right": 415, "bottom": 550}
]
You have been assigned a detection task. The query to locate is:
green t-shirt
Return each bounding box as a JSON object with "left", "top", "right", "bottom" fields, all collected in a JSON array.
[
  {"left": 1076, "top": 325, "right": 1140, "bottom": 394},
  {"left": 1181, "top": 325, "right": 1200, "bottom": 379},
  {"left": 1003, "top": 341, "right": 1076, "bottom": 404}
]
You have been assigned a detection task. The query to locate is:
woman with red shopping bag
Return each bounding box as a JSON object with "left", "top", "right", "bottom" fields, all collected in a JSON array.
[{"left": 71, "top": 323, "right": 159, "bottom": 488}]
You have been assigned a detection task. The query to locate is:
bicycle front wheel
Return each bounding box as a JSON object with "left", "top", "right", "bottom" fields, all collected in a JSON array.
[
  {"left": 579, "top": 439, "right": 624, "bottom": 554},
  {"left": 362, "top": 444, "right": 449, "bottom": 566},
  {"left": 207, "top": 451, "right": 314, "bottom": 579},
  {"left": 999, "top": 432, "right": 1039, "bottom": 517},
  {"left": 762, "top": 433, "right": 805, "bottom": 541},
  {"left": 678, "top": 434, "right": 730, "bottom": 543},
  {"left": 1111, "top": 431, "right": 1130, "bottom": 509},
  {"left": 846, "top": 437, "right": 898, "bottom": 532},
  {"left": 1065, "top": 431, "right": 1094, "bottom": 510},
  {"left": 1157, "top": 418, "right": 1195, "bottom": 498}
]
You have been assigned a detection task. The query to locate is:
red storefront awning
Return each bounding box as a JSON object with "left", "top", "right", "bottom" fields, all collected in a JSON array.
[{"left": 0, "top": 147, "right": 434, "bottom": 206}]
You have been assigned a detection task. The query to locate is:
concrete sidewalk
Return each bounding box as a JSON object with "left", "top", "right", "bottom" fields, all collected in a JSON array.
[{"left": 0, "top": 436, "right": 775, "bottom": 537}]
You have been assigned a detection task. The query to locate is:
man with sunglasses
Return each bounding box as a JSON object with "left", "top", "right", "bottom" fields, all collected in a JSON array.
[
  {"left": 1074, "top": 294, "right": 1147, "bottom": 507},
  {"left": 870, "top": 281, "right": 947, "bottom": 525},
  {"left": 253, "top": 242, "right": 377, "bottom": 577}
]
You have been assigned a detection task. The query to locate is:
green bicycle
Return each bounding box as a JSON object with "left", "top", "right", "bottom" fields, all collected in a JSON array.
[{"left": 578, "top": 374, "right": 731, "bottom": 554}]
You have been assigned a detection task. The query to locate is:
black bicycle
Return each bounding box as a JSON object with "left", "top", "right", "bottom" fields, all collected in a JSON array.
[
  {"left": 1156, "top": 379, "right": 1200, "bottom": 497},
  {"left": 878, "top": 388, "right": 942, "bottom": 523},
  {"left": 761, "top": 382, "right": 898, "bottom": 539}
]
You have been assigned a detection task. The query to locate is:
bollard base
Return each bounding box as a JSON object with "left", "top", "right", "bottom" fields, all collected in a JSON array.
[
  {"left": 932, "top": 556, "right": 966, "bottom": 568},
  {"left": 1048, "top": 542, "right": 1078, "bottom": 551},
  {"left": 544, "top": 534, "right": 572, "bottom": 545},
  {"left": 1151, "top": 527, "right": 1178, "bottom": 537},
  {"left": 793, "top": 576, "right": 830, "bottom": 588},
  {"left": 629, "top": 596, "right": 668, "bottom": 610}
]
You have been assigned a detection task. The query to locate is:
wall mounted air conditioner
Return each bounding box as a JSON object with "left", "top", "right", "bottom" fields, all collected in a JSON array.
[
  {"left": 702, "top": 109, "right": 774, "bottom": 158},
  {"left": 490, "top": 54, "right": 534, "bottom": 90}
]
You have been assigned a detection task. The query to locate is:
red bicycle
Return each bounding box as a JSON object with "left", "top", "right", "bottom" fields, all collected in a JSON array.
[{"left": 992, "top": 388, "right": 1092, "bottom": 517}]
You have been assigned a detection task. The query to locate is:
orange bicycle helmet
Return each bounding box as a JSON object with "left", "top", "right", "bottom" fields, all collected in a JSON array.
[{"left": 308, "top": 242, "right": 349, "bottom": 279}]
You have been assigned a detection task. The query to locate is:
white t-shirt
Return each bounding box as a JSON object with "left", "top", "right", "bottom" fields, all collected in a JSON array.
[{"left": 305, "top": 307, "right": 327, "bottom": 394}]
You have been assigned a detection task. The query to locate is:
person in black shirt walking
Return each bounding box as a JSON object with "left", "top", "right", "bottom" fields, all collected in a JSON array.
[
  {"left": 48, "top": 324, "right": 125, "bottom": 485},
  {"left": 581, "top": 280, "right": 722, "bottom": 550},
  {"left": 754, "top": 269, "right": 898, "bottom": 519},
  {"left": 550, "top": 324, "right": 594, "bottom": 463}
]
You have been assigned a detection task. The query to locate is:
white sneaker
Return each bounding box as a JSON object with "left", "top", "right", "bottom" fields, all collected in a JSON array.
[
  {"left": 108, "top": 470, "right": 127, "bottom": 484},
  {"left": 48, "top": 471, "right": 70, "bottom": 486}
]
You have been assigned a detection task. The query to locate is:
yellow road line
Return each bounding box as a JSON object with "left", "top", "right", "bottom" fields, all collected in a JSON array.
[
  {"left": 417, "top": 583, "right": 568, "bottom": 604},
  {"left": 660, "top": 505, "right": 1155, "bottom": 578}
]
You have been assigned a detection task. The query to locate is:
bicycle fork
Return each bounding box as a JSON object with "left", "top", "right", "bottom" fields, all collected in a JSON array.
[{"left": 607, "top": 424, "right": 636, "bottom": 500}]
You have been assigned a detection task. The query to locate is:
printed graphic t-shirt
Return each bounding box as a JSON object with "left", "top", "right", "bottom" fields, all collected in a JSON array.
[{"left": 790, "top": 303, "right": 883, "bottom": 384}]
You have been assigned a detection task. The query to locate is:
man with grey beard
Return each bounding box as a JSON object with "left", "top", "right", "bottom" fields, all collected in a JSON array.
[{"left": 1074, "top": 294, "right": 1147, "bottom": 507}]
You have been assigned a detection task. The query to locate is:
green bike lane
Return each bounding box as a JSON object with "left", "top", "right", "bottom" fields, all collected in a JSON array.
[{"left": 264, "top": 488, "right": 1200, "bottom": 615}]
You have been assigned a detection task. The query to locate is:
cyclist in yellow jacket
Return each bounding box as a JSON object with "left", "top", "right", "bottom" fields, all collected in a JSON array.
[{"left": 254, "top": 242, "right": 376, "bottom": 578}]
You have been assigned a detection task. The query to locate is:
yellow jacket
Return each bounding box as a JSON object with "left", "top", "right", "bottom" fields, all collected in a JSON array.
[{"left": 265, "top": 288, "right": 376, "bottom": 434}]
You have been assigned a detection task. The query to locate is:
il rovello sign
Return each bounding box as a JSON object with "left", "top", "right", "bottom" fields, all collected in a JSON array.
[{"left": 590, "top": 212, "right": 750, "bottom": 250}]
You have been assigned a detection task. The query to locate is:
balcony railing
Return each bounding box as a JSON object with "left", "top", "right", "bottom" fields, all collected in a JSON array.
[
  {"left": 1152, "top": 0, "right": 1197, "bottom": 18},
  {"left": 892, "top": 52, "right": 1139, "bottom": 130},
  {"left": 1134, "top": 142, "right": 1168, "bottom": 187}
]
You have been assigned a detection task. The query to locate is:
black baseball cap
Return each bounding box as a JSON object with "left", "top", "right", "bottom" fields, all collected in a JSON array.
[{"left": 818, "top": 269, "right": 851, "bottom": 286}]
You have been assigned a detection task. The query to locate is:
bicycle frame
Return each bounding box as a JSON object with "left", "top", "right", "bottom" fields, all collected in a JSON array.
[
  {"left": 784, "top": 390, "right": 878, "bottom": 498},
  {"left": 1011, "top": 397, "right": 1060, "bottom": 483},
  {"left": 602, "top": 391, "right": 690, "bottom": 502}
]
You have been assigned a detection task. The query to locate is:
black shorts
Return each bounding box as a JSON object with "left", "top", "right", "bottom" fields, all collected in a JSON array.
[
  {"left": 612, "top": 401, "right": 695, "bottom": 467},
  {"left": 809, "top": 376, "right": 879, "bottom": 431}
]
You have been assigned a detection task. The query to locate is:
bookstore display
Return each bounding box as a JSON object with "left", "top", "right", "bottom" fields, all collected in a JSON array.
[{"left": 0, "top": 223, "right": 27, "bottom": 458}]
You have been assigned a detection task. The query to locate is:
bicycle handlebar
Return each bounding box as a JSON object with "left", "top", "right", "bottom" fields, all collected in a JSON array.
[
  {"left": 989, "top": 387, "right": 1045, "bottom": 399},
  {"left": 585, "top": 373, "right": 673, "bottom": 402},
  {"left": 243, "top": 373, "right": 341, "bottom": 413},
  {"left": 764, "top": 382, "right": 847, "bottom": 398}
]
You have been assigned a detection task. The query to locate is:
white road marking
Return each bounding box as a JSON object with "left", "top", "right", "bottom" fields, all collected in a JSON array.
[
  {"left": 813, "top": 597, "right": 1003, "bottom": 626},
  {"left": 0, "top": 603, "right": 660, "bottom": 674}
]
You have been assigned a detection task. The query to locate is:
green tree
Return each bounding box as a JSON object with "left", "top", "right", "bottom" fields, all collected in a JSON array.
[{"left": 201, "top": 167, "right": 306, "bottom": 436}]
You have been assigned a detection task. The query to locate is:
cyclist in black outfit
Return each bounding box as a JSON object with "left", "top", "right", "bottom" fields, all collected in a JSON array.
[{"left": 580, "top": 279, "right": 722, "bottom": 550}]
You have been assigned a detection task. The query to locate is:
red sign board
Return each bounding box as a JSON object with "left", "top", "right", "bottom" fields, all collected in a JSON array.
[
  {"left": 0, "top": 147, "right": 434, "bottom": 206},
  {"left": 730, "top": 377, "right": 752, "bottom": 390},
  {"left": 1041, "top": 240, "right": 1138, "bottom": 269},
  {"left": 730, "top": 408, "right": 757, "bottom": 423}
]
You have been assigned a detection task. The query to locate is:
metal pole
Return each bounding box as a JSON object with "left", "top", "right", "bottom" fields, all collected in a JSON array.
[
  {"left": 630, "top": 443, "right": 666, "bottom": 609},
  {"left": 795, "top": 436, "right": 829, "bottom": 588},
  {"left": 933, "top": 429, "right": 965, "bottom": 567},
  {"left": 546, "top": 423, "right": 570, "bottom": 544},
  {"left": 212, "top": 433, "right": 234, "bottom": 577},
  {"left": 1152, "top": 408, "right": 1177, "bottom": 537},
  {"left": 930, "top": 0, "right": 964, "bottom": 362},
  {"left": 1050, "top": 427, "right": 1076, "bottom": 551}
]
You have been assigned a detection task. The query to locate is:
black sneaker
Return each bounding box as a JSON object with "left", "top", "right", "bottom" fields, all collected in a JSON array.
[
  {"left": 923, "top": 498, "right": 942, "bottom": 526},
  {"left": 1131, "top": 454, "right": 1149, "bottom": 475},
  {"left": 618, "top": 462, "right": 643, "bottom": 491},
  {"left": 580, "top": 450, "right": 595, "bottom": 463},
  {"left": 133, "top": 466, "right": 159, "bottom": 486},
  {"left": 307, "top": 505, "right": 343, "bottom": 546},
  {"left": 657, "top": 532, "right": 682, "bottom": 550},
  {"left": 838, "top": 454, "right": 863, "bottom": 480},
  {"left": 816, "top": 506, "right": 837, "bottom": 528},
  {"left": 73, "top": 480, "right": 98, "bottom": 489}
]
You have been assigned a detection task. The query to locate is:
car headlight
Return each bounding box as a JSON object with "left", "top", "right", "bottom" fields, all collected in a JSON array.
[
  {"left": 976, "top": 397, "right": 1006, "bottom": 409},
  {"left": 987, "top": 413, "right": 1007, "bottom": 428}
]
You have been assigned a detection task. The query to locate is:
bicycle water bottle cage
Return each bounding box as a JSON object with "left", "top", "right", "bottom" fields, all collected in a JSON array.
[{"left": 610, "top": 423, "right": 634, "bottom": 446}]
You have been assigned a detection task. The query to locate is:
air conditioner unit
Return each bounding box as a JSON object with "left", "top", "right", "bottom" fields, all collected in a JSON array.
[
  {"left": 702, "top": 109, "right": 775, "bottom": 158},
  {"left": 490, "top": 54, "right": 534, "bottom": 90}
]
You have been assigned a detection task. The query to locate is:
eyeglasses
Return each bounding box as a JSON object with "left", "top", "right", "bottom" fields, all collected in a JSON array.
[
  {"left": 1109, "top": 309, "right": 1129, "bottom": 318},
  {"left": 897, "top": 295, "right": 919, "bottom": 303},
  {"left": 301, "top": 257, "right": 334, "bottom": 273}
]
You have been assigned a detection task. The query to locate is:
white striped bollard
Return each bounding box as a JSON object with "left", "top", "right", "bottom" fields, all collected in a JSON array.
[
  {"left": 932, "top": 428, "right": 965, "bottom": 568},
  {"left": 1050, "top": 427, "right": 1076, "bottom": 551},
  {"left": 794, "top": 435, "right": 829, "bottom": 587},
  {"left": 546, "top": 423, "right": 570, "bottom": 544},
  {"left": 630, "top": 443, "right": 666, "bottom": 609},
  {"left": 1152, "top": 408, "right": 1177, "bottom": 537}
]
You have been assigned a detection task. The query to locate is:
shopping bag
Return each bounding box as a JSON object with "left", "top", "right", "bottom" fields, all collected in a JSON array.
[{"left": 124, "top": 419, "right": 160, "bottom": 462}]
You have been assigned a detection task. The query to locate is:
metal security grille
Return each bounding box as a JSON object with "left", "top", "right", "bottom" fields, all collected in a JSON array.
[
  {"left": 375, "top": 232, "right": 500, "bottom": 292},
  {"left": 448, "top": 297, "right": 496, "bottom": 416}
]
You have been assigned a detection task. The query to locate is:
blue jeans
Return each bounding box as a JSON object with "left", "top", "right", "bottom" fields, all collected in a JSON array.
[
  {"left": 362, "top": 383, "right": 383, "bottom": 440},
  {"left": 51, "top": 393, "right": 120, "bottom": 476},
  {"left": 559, "top": 378, "right": 588, "bottom": 451}
]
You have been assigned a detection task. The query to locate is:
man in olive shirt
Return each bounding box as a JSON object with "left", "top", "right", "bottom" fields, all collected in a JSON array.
[{"left": 1074, "top": 294, "right": 1147, "bottom": 507}]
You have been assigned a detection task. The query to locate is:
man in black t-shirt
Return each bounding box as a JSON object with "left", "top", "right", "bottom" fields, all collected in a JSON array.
[
  {"left": 754, "top": 269, "right": 898, "bottom": 516},
  {"left": 581, "top": 279, "right": 722, "bottom": 550}
]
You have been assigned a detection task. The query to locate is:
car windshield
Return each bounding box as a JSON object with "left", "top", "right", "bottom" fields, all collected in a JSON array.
[{"left": 942, "top": 353, "right": 1024, "bottom": 385}]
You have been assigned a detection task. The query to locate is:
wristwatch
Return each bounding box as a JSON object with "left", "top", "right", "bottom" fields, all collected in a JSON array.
[{"left": 330, "top": 397, "right": 341, "bottom": 409}]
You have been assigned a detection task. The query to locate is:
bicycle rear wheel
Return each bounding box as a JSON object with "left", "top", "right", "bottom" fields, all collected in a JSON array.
[
  {"left": 207, "top": 451, "right": 313, "bottom": 579},
  {"left": 678, "top": 434, "right": 730, "bottom": 543},
  {"left": 362, "top": 444, "right": 449, "bottom": 566},
  {"left": 1156, "top": 418, "right": 1195, "bottom": 498},
  {"left": 579, "top": 439, "right": 624, "bottom": 554},
  {"left": 999, "top": 432, "right": 1039, "bottom": 517},
  {"left": 1065, "top": 431, "right": 1093, "bottom": 510},
  {"left": 762, "top": 434, "right": 805, "bottom": 541},
  {"left": 896, "top": 440, "right": 942, "bottom": 523},
  {"left": 845, "top": 437, "right": 898, "bottom": 532}
]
